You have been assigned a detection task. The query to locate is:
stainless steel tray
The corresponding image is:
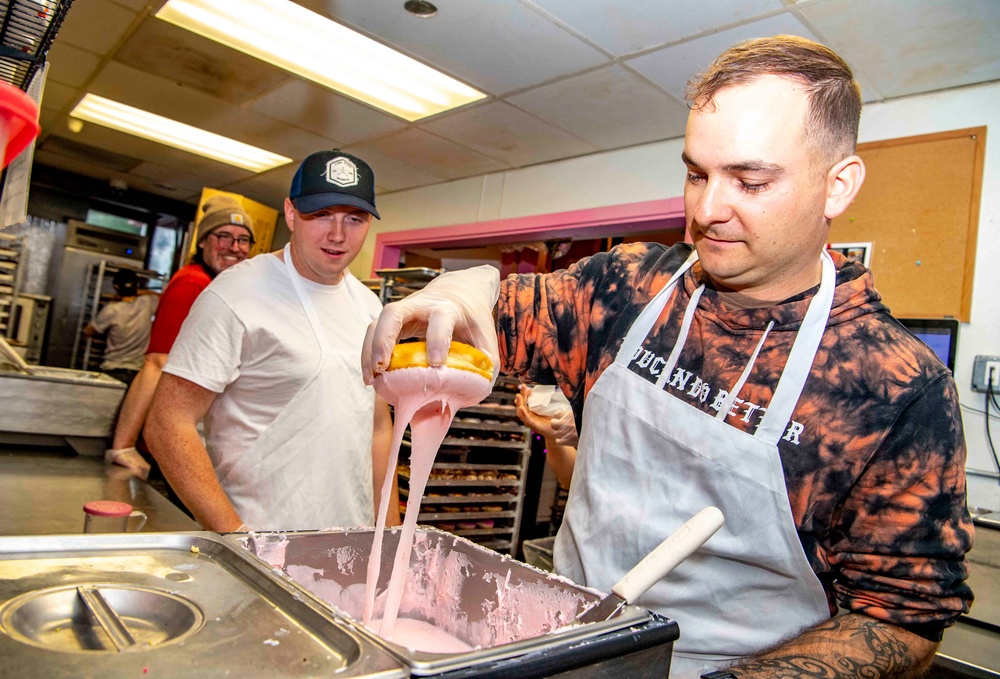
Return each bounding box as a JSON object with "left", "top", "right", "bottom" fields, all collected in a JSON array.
[
  {"left": 0, "top": 532, "right": 406, "bottom": 678},
  {"left": 233, "top": 527, "right": 652, "bottom": 676}
]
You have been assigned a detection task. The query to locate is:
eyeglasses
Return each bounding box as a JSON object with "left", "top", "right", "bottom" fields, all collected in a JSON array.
[{"left": 209, "top": 232, "right": 254, "bottom": 248}]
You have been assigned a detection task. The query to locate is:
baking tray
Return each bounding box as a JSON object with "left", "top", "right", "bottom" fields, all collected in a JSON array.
[
  {"left": 0, "top": 532, "right": 406, "bottom": 679},
  {"left": 232, "top": 527, "right": 657, "bottom": 676}
]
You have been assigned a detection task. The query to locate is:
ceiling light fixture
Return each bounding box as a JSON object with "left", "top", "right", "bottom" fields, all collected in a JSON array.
[
  {"left": 156, "top": 0, "right": 485, "bottom": 121},
  {"left": 404, "top": 1, "right": 438, "bottom": 18},
  {"left": 69, "top": 94, "right": 292, "bottom": 173}
]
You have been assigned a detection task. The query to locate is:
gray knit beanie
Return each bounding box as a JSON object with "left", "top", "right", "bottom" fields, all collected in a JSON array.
[{"left": 196, "top": 195, "right": 255, "bottom": 244}]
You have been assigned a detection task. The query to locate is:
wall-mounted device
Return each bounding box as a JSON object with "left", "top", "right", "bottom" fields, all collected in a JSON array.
[
  {"left": 66, "top": 219, "right": 147, "bottom": 261},
  {"left": 972, "top": 355, "right": 1000, "bottom": 393}
]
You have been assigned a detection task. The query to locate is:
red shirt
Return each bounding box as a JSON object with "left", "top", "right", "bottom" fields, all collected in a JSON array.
[{"left": 146, "top": 263, "right": 212, "bottom": 355}]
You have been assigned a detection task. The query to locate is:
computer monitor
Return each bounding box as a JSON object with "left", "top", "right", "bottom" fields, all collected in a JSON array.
[{"left": 898, "top": 318, "right": 959, "bottom": 372}]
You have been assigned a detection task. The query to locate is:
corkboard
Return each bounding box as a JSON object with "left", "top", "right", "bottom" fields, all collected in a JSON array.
[
  {"left": 829, "top": 127, "right": 985, "bottom": 321},
  {"left": 188, "top": 188, "right": 279, "bottom": 260}
]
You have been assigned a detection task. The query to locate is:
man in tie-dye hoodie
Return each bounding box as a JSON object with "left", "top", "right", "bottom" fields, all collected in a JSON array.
[{"left": 365, "top": 35, "right": 973, "bottom": 678}]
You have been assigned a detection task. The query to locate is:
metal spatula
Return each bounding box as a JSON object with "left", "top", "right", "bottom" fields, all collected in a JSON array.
[{"left": 574, "top": 506, "right": 725, "bottom": 624}]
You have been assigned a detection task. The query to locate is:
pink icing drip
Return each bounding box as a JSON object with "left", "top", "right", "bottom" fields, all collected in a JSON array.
[{"left": 365, "top": 366, "right": 492, "bottom": 641}]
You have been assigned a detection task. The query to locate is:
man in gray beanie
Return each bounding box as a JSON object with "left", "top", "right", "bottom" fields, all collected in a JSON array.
[
  {"left": 105, "top": 195, "right": 255, "bottom": 480},
  {"left": 146, "top": 150, "right": 400, "bottom": 534}
]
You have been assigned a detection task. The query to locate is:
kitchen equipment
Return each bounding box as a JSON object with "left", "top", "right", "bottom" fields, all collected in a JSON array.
[
  {"left": 236, "top": 527, "right": 679, "bottom": 677},
  {"left": 82, "top": 501, "right": 147, "bottom": 533},
  {"left": 0, "top": 532, "right": 407, "bottom": 678},
  {"left": 575, "top": 506, "right": 725, "bottom": 624},
  {"left": 0, "top": 352, "right": 126, "bottom": 454},
  {"left": 44, "top": 243, "right": 145, "bottom": 369}
]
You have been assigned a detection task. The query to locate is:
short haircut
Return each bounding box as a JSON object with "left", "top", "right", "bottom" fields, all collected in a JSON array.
[
  {"left": 112, "top": 268, "right": 139, "bottom": 297},
  {"left": 686, "top": 35, "right": 862, "bottom": 163}
]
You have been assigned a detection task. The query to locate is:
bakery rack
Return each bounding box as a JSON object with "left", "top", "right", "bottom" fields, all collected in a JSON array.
[
  {"left": 71, "top": 258, "right": 163, "bottom": 371},
  {"left": 370, "top": 267, "right": 441, "bottom": 304},
  {"left": 0, "top": 230, "right": 25, "bottom": 337}
]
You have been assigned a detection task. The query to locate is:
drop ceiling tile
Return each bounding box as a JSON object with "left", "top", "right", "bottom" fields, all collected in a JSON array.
[
  {"left": 87, "top": 62, "right": 321, "bottom": 161},
  {"left": 39, "top": 80, "right": 78, "bottom": 113},
  {"left": 56, "top": 0, "right": 137, "bottom": 56},
  {"left": 350, "top": 128, "right": 508, "bottom": 181},
  {"left": 54, "top": 119, "right": 257, "bottom": 186},
  {"left": 308, "top": 0, "right": 610, "bottom": 95},
  {"left": 625, "top": 13, "right": 884, "bottom": 103},
  {"left": 250, "top": 79, "right": 407, "bottom": 145},
  {"left": 114, "top": 20, "right": 291, "bottom": 105},
  {"left": 799, "top": 0, "right": 1000, "bottom": 99},
  {"left": 108, "top": 0, "right": 156, "bottom": 11},
  {"left": 528, "top": 0, "right": 785, "bottom": 56},
  {"left": 421, "top": 101, "right": 599, "bottom": 167},
  {"left": 223, "top": 166, "right": 300, "bottom": 212},
  {"left": 337, "top": 146, "right": 450, "bottom": 193},
  {"left": 46, "top": 42, "right": 101, "bottom": 88},
  {"left": 128, "top": 162, "right": 213, "bottom": 198},
  {"left": 508, "top": 65, "right": 689, "bottom": 150},
  {"left": 626, "top": 13, "right": 819, "bottom": 102},
  {"left": 33, "top": 148, "right": 120, "bottom": 184},
  {"left": 38, "top": 134, "right": 141, "bottom": 172}
]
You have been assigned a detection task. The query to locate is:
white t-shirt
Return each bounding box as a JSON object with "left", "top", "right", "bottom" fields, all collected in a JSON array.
[
  {"left": 91, "top": 294, "right": 159, "bottom": 370},
  {"left": 164, "top": 253, "right": 382, "bottom": 529}
]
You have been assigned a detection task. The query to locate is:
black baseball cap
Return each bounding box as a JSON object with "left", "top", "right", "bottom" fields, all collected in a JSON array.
[{"left": 289, "top": 149, "right": 379, "bottom": 219}]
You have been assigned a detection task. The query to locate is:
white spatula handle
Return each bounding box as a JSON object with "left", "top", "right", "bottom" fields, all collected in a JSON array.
[{"left": 611, "top": 506, "right": 724, "bottom": 604}]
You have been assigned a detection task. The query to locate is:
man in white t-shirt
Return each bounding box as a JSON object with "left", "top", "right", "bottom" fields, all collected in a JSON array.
[{"left": 144, "top": 150, "right": 399, "bottom": 532}]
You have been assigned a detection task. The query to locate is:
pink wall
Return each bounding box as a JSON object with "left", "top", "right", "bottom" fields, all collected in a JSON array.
[{"left": 371, "top": 197, "right": 686, "bottom": 273}]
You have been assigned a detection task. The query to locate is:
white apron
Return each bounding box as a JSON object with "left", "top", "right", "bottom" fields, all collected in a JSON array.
[
  {"left": 217, "top": 245, "right": 376, "bottom": 530},
  {"left": 554, "top": 250, "right": 836, "bottom": 678}
]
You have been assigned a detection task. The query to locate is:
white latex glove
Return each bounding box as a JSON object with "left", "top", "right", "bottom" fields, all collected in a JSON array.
[
  {"left": 363, "top": 265, "right": 501, "bottom": 384},
  {"left": 550, "top": 408, "right": 579, "bottom": 447},
  {"left": 104, "top": 446, "right": 151, "bottom": 480}
]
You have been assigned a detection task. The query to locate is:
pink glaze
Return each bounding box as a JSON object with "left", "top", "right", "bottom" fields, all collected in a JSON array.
[
  {"left": 252, "top": 529, "right": 597, "bottom": 651},
  {"left": 369, "top": 616, "right": 473, "bottom": 653},
  {"left": 365, "top": 365, "right": 492, "bottom": 641}
]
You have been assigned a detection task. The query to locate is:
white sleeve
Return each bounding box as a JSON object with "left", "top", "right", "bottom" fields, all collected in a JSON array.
[
  {"left": 163, "top": 289, "right": 245, "bottom": 393},
  {"left": 90, "top": 304, "right": 115, "bottom": 333}
]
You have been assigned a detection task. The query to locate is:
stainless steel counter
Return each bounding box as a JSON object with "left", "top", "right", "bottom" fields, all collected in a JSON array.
[
  {"left": 0, "top": 446, "right": 200, "bottom": 535},
  {"left": 935, "top": 516, "right": 1000, "bottom": 677}
]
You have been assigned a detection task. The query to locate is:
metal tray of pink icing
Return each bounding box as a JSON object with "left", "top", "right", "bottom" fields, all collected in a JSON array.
[
  {"left": 0, "top": 532, "right": 406, "bottom": 678},
  {"left": 231, "top": 527, "right": 662, "bottom": 676}
]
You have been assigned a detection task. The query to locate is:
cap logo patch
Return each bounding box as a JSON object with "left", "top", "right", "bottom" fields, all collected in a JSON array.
[
  {"left": 230, "top": 213, "right": 244, "bottom": 225},
  {"left": 324, "top": 157, "right": 359, "bottom": 188}
]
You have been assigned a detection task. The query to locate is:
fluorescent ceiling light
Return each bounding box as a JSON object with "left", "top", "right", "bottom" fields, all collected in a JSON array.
[
  {"left": 155, "top": 0, "right": 487, "bottom": 121},
  {"left": 69, "top": 94, "right": 292, "bottom": 173}
]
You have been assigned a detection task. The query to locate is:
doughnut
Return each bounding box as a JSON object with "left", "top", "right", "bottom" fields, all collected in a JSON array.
[{"left": 386, "top": 340, "right": 493, "bottom": 380}]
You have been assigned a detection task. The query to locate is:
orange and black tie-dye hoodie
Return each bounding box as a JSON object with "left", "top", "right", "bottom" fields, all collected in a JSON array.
[{"left": 498, "top": 241, "right": 973, "bottom": 641}]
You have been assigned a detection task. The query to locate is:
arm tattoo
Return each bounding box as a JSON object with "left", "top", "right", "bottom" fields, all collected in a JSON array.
[{"left": 729, "top": 615, "right": 935, "bottom": 679}]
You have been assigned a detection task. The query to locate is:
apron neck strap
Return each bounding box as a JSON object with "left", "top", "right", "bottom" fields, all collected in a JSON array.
[
  {"left": 616, "top": 249, "right": 699, "bottom": 365},
  {"left": 754, "top": 249, "right": 836, "bottom": 443},
  {"left": 283, "top": 243, "right": 333, "bottom": 357}
]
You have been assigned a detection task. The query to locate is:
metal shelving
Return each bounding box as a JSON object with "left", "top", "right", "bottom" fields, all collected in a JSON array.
[
  {"left": 0, "top": 1, "right": 75, "bottom": 92},
  {"left": 70, "top": 258, "right": 162, "bottom": 371},
  {"left": 371, "top": 267, "right": 442, "bottom": 304},
  {"left": 0, "top": 231, "right": 25, "bottom": 338}
]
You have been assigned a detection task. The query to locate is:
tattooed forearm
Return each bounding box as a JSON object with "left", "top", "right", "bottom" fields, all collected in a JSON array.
[{"left": 726, "top": 614, "right": 937, "bottom": 679}]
